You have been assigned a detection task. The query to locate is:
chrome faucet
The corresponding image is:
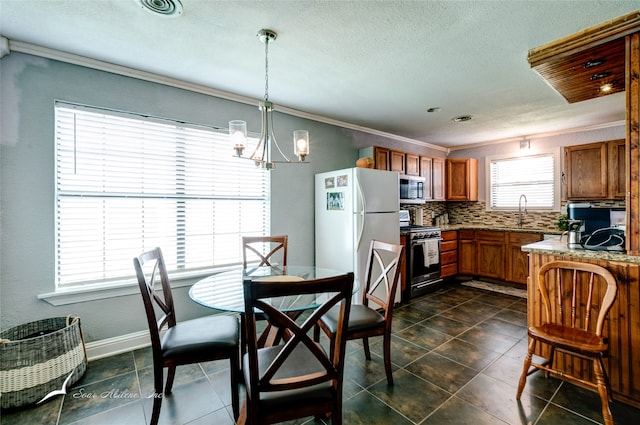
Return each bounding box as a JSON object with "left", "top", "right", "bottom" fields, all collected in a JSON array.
[{"left": 517, "top": 194, "right": 528, "bottom": 228}]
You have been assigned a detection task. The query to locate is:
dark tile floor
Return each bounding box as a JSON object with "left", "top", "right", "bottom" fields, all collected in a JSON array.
[{"left": 3, "top": 283, "right": 640, "bottom": 425}]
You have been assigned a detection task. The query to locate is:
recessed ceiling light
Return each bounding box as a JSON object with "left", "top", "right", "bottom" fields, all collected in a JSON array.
[
  {"left": 600, "top": 83, "right": 614, "bottom": 93},
  {"left": 451, "top": 115, "right": 473, "bottom": 122},
  {"left": 427, "top": 107, "right": 442, "bottom": 113},
  {"left": 590, "top": 72, "right": 611, "bottom": 81},
  {"left": 136, "top": 0, "right": 183, "bottom": 17},
  {"left": 583, "top": 59, "right": 605, "bottom": 69}
]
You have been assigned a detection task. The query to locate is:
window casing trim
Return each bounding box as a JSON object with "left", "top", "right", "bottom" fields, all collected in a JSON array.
[{"left": 484, "top": 147, "right": 561, "bottom": 212}]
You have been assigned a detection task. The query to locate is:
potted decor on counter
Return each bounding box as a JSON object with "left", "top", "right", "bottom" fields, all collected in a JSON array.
[{"left": 556, "top": 214, "right": 569, "bottom": 231}]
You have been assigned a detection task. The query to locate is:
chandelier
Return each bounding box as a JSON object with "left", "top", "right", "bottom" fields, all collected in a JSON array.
[{"left": 231, "top": 29, "right": 309, "bottom": 170}]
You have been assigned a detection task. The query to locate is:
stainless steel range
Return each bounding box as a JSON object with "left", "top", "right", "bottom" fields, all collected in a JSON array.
[{"left": 400, "top": 210, "right": 442, "bottom": 299}]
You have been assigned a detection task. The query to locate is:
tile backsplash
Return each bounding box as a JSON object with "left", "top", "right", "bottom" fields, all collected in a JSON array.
[{"left": 402, "top": 200, "right": 625, "bottom": 233}]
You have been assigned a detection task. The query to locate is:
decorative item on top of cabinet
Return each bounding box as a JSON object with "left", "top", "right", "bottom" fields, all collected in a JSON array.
[
  {"left": 564, "top": 140, "right": 625, "bottom": 200},
  {"left": 440, "top": 231, "right": 457, "bottom": 278},
  {"left": 446, "top": 158, "right": 478, "bottom": 201}
]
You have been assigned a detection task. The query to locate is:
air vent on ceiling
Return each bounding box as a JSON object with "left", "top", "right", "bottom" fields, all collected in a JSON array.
[{"left": 137, "top": 0, "right": 183, "bottom": 17}]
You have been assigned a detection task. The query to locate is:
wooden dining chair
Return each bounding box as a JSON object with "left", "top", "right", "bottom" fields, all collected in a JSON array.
[
  {"left": 134, "top": 247, "right": 240, "bottom": 425},
  {"left": 242, "top": 272, "right": 354, "bottom": 425},
  {"left": 315, "top": 239, "right": 404, "bottom": 385},
  {"left": 242, "top": 235, "right": 288, "bottom": 268},
  {"left": 516, "top": 260, "right": 618, "bottom": 425}
]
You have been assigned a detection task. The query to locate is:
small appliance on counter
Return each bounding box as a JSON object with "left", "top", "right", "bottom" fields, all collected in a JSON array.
[
  {"left": 560, "top": 219, "right": 584, "bottom": 249},
  {"left": 567, "top": 203, "right": 626, "bottom": 251}
]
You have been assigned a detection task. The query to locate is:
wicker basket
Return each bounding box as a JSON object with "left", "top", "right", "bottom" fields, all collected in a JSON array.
[{"left": 0, "top": 316, "right": 87, "bottom": 409}]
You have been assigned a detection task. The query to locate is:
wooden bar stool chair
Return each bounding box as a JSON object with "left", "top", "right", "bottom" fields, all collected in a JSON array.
[{"left": 516, "top": 260, "right": 618, "bottom": 425}]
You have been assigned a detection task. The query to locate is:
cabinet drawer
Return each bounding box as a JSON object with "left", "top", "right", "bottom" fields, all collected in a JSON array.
[
  {"left": 476, "top": 230, "right": 505, "bottom": 242},
  {"left": 441, "top": 263, "right": 457, "bottom": 277},
  {"left": 441, "top": 250, "right": 457, "bottom": 265},
  {"left": 458, "top": 229, "right": 476, "bottom": 240},
  {"left": 441, "top": 240, "right": 457, "bottom": 252},
  {"left": 508, "top": 232, "right": 543, "bottom": 245},
  {"left": 441, "top": 230, "right": 457, "bottom": 241}
]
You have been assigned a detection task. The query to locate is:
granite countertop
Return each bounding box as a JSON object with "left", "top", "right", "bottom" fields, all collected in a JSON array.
[
  {"left": 438, "top": 224, "right": 563, "bottom": 235},
  {"left": 521, "top": 237, "right": 640, "bottom": 264}
]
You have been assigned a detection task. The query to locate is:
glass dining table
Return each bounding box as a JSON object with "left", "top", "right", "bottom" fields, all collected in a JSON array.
[{"left": 189, "top": 265, "right": 356, "bottom": 347}]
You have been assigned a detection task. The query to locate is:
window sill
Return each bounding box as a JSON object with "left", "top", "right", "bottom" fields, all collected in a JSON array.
[{"left": 38, "top": 265, "right": 241, "bottom": 306}]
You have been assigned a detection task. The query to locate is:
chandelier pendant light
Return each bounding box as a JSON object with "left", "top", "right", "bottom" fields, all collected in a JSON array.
[{"left": 231, "top": 29, "right": 309, "bottom": 170}]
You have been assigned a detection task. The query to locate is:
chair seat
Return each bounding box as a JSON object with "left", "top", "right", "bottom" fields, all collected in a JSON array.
[
  {"left": 242, "top": 343, "right": 334, "bottom": 412},
  {"left": 529, "top": 323, "right": 608, "bottom": 356},
  {"left": 162, "top": 315, "right": 238, "bottom": 361},
  {"left": 321, "top": 304, "right": 385, "bottom": 334}
]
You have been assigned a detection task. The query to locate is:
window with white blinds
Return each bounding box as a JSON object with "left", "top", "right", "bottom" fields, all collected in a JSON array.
[
  {"left": 55, "top": 102, "right": 270, "bottom": 289},
  {"left": 488, "top": 152, "right": 559, "bottom": 210}
]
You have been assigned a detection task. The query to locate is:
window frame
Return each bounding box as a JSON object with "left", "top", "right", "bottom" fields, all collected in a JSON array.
[
  {"left": 51, "top": 101, "right": 271, "bottom": 295},
  {"left": 485, "top": 148, "right": 561, "bottom": 212}
]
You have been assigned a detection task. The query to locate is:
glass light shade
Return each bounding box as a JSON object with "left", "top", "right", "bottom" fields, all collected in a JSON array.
[
  {"left": 229, "top": 120, "right": 247, "bottom": 156},
  {"left": 293, "top": 130, "right": 309, "bottom": 161}
]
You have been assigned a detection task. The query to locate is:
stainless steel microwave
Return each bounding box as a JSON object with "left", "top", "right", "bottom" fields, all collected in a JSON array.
[{"left": 399, "top": 174, "right": 426, "bottom": 204}]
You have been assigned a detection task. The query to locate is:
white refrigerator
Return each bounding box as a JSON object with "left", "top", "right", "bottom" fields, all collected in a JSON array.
[{"left": 315, "top": 167, "right": 400, "bottom": 303}]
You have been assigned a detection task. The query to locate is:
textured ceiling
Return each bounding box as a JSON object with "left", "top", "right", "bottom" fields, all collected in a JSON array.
[{"left": 1, "top": 1, "right": 638, "bottom": 148}]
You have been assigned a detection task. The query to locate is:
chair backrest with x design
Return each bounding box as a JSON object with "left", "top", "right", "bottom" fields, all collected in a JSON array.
[
  {"left": 242, "top": 272, "right": 353, "bottom": 424},
  {"left": 361, "top": 240, "right": 404, "bottom": 315},
  {"left": 242, "top": 235, "right": 288, "bottom": 269},
  {"left": 133, "top": 247, "right": 177, "bottom": 351}
]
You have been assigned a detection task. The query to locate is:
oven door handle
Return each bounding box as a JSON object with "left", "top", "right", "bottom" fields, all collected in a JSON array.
[{"left": 414, "top": 279, "right": 443, "bottom": 289}]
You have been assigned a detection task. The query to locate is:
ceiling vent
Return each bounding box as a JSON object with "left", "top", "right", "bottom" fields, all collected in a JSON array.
[{"left": 137, "top": 0, "right": 183, "bottom": 17}]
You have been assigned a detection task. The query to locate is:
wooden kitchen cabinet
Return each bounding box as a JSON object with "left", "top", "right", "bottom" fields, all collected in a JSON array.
[
  {"left": 390, "top": 150, "right": 405, "bottom": 173},
  {"left": 405, "top": 153, "right": 420, "bottom": 176},
  {"left": 420, "top": 157, "right": 433, "bottom": 200},
  {"left": 457, "top": 229, "right": 476, "bottom": 275},
  {"left": 373, "top": 147, "right": 389, "bottom": 170},
  {"left": 446, "top": 158, "right": 478, "bottom": 201},
  {"left": 440, "top": 230, "right": 457, "bottom": 278},
  {"left": 564, "top": 139, "right": 625, "bottom": 200},
  {"left": 506, "top": 232, "right": 543, "bottom": 285},
  {"left": 565, "top": 142, "right": 608, "bottom": 199},
  {"left": 608, "top": 139, "right": 626, "bottom": 199},
  {"left": 432, "top": 157, "right": 445, "bottom": 201},
  {"left": 476, "top": 230, "right": 505, "bottom": 280}
]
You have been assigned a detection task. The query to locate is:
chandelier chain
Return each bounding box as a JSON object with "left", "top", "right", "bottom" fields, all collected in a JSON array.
[{"left": 264, "top": 36, "right": 269, "bottom": 102}]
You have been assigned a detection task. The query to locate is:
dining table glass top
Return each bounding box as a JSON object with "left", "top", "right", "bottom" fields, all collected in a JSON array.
[{"left": 189, "top": 265, "right": 355, "bottom": 314}]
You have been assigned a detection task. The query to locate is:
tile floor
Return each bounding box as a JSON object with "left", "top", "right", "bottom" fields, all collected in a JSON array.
[{"left": 3, "top": 282, "right": 640, "bottom": 425}]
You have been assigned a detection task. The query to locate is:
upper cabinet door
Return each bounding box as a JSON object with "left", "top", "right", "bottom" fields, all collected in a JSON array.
[
  {"left": 608, "top": 139, "right": 626, "bottom": 200},
  {"left": 432, "top": 158, "right": 445, "bottom": 201},
  {"left": 565, "top": 142, "right": 608, "bottom": 199},
  {"left": 446, "top": 158, "right": 478, "bottom": 201},
  {"left": 390, "top": 150, "right": 405, "bottom": 173},
  {"left": 374, "top": 147, "right": 389, "bottom": 171},
  {"left": 420, "top": 157, "right": 433, "bottom": 200},
  {"left": 405, "top": 154, "right": 420, "bottom": 176}
]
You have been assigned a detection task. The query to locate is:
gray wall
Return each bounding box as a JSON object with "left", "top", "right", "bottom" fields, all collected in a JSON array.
[{"left": 0, "top": 52, "right": 397, "bottom": 342}]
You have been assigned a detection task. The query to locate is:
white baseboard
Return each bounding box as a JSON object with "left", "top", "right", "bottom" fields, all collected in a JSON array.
[{"left": 85, "top": 330, "right": 151, "bottom": 361}]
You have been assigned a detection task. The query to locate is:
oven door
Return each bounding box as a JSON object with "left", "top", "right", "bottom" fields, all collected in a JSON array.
[{"left": 409, "top": 238, "right": 441, "bottom": 286}]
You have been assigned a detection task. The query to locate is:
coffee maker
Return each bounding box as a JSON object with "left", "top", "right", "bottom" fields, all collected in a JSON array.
[{"left": 567, "top": 203, "right": 625, "bottom": 235}]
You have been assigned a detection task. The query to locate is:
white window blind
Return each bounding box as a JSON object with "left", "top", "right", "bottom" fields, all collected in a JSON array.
[
  {"left": 55, "top": 102, "right": 270, "bottom": 289},
  {"left": 489, "top": 153, "right": 557, "bottom": 210}
]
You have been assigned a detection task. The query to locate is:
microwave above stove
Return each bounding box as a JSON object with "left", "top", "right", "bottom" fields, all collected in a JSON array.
[{"left": 399, "top": 174, "right": 426, "bottom": 204}]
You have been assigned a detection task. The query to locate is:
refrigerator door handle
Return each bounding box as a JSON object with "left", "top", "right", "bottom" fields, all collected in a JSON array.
[{"left": 356, "top": 178, "right": 366, "bottom": 250}]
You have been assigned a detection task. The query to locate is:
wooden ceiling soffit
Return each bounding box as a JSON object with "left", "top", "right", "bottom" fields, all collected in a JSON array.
[{"left": 528, "top": 10, "right": 640, "bottom": 104}]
